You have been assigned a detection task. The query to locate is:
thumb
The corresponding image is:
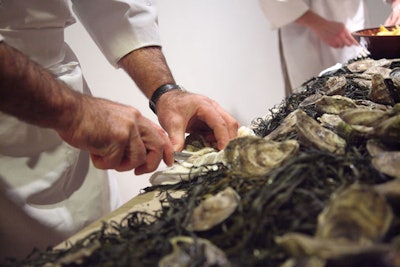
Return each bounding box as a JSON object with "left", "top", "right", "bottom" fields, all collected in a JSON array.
[{"left": 166, "top": 124, "right": 185, "bottom": 151}]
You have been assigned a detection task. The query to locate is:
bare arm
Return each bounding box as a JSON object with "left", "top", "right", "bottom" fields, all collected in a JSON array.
[
  {"left": 0, "top": 42, "right": 174, "bottom": 174},
  {"left": 295, "top": 10, "right": 359, "bottom": 48},
  {"left": 0, "top": 42, "right": 80, "bottom": 131}
]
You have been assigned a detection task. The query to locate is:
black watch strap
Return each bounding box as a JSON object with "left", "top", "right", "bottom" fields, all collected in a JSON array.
[{"left": 149, "top": 84, "right": 183, "bottom": 114}]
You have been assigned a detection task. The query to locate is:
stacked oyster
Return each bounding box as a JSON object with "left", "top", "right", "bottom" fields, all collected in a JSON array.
[{"left": 7, "top": 58, "right": 400, "bottom": 267}]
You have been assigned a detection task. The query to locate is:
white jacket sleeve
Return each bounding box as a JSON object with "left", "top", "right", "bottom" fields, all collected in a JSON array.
[
  {"left": 258, "top": 0, "right": 309, "bottom": 29},
  {"left": 71, "top": 0, "right": 161, "bottom": 67}
]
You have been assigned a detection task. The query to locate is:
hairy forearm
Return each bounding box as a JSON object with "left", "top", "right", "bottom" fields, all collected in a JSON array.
[
  {"left": 0, "top": 42, "right": 81, "bottom": 132},
  {"left": 117, "top": 46, "right": 176, "bottom": 99}
]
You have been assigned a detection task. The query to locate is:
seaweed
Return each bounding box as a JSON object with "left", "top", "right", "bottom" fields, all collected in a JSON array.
[{"left": 5, "top": 59, "right": 399, "bottom": 267}]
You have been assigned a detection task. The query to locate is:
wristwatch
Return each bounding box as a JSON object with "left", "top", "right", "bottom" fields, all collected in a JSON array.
[{"left": 149, "top": 83, "right": 184, "bottom": 114}]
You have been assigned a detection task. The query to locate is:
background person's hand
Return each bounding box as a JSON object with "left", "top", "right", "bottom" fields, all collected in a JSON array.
[
  {"left": 312, "top": 20, "right": 359, "bottom": 48},
  {"left": 57, "top": 96, "right": 174, "bottom": 175},
  {"left": 296, "top": 10, "right": 359, "bottom": 48},
  {"left": 385, "top": 0, "right": 400, "bottom": 26},
  {"left": 155, "top": 90, "right": 239, "bottom": 151}
]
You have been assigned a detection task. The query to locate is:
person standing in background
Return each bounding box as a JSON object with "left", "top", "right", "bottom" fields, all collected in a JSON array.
[
  {"left": 0, "top": 0, "right": 238, "bottom": 261},
  {"left": 259, "top": 0, "right": 400, "bottom": 96}
]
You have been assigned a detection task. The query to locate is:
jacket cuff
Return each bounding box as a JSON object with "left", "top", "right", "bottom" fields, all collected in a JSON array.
[{"left": 72, "top": 0, "right": 161, "bottom": 68}]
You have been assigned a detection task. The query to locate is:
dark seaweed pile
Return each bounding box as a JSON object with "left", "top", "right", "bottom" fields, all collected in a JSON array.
[{"left": 5, "top": 60, "right": 399, "bottom": 267}]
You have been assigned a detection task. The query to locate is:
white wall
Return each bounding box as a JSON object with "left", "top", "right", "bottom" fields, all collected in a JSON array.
[{"left": 65, "top": 0, "right": 391, "bottom": 204}]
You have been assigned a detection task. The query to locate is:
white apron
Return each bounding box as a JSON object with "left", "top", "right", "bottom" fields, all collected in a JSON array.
[
  {"left": 259, "top": 0, "right": 369, "bottom": 93},
  {"left": 0, "top": 0, "right": 120, "bottom": 241}
]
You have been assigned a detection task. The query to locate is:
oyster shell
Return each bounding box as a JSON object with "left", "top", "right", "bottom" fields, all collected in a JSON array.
[
  {"left": 324, "top": 76, "right": 347, "bottom": 95},
  {"left": 224, "top": 136, "right": 299, "bottom": 177},
  {"left": 353, "top": 99, "right": 391, "bottom": 111},
  {"left": 314, "top": 95, "right": 358, "bottom": 115},
  {"left": 295, "top": 109, "right": 346, "bottom": 154},
  {"left": 150, "top": 135, "right": 300, "bottom": 185},
  {"left": 158, "top": 236, "right": 231, "bottom": 267},
  {"left": 149, "top": 149, "right": 225, "bottom": 186},
  {"left": 346, "top": 58, "right": 391, "bottom": 73},
  {"left": 276, "top": 183, "right": 394, "bottom": 264},
  {"left": 364, "top": 66, "right": 392, "bottom": 78},
  {"left": 374, "top": 114, "right": 400, "bottom": 146},
  {"left": 186, "top": 187, "right": 240, "bottom": 231},
  {"left": 299, "top": 93, "right": 324, "bottom": 107},
  {"left": 385, "top": 68, "right": 400, "bottom": 103},
  {"left": 370, "top": 74, "right": 395, "bottom": 105},
  {"left": 264, "top": 110, "right": 297, "bottom": 141},
  {"left": 316, "top": 183, "right": 393, "bottom": 244},
  {"left": 339, "top": 108, "right": 389, "bottom": 127},
  {"left": 372, "top": 151, "right": 400, "bottom": 179}
]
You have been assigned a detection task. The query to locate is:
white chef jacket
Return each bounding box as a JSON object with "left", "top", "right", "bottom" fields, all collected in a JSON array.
[
  {"left": 259, "top": 0, "right": 368, "bottom": 94},
  {"left": 0, "top": 0, "right": 160, "bottom": 246}
]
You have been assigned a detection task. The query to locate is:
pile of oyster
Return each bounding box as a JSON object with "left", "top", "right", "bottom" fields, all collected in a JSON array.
[
  {"left": 152, "top": 58, "right": 400, "bottom": 267},
  {"left": 8, "top": 58, "right": 400, "bottom": 267}
]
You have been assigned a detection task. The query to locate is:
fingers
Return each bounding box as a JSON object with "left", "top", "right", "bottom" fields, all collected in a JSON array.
[
  {"left": 207, "top": 102, "right": 239, "bottom": 149},
  {"left": 82, "top": 104, "right": 173, "bottom": 173},
  {"left": 164, "top": 98, "right": 239, "bottom": 151}
]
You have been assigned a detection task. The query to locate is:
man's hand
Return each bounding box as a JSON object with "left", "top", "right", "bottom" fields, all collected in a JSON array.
[
  {"left": 118, "top": 46, "right": 239, "bottom": 153},
  {"left": 385, "top": 0, "right": 400, "bottom": 26},
  {"left": 155, "top": 90, "right": 239, "bottom": 151},
  {"left": 57, "top": 96, "right": 174, "bottom": 175}
]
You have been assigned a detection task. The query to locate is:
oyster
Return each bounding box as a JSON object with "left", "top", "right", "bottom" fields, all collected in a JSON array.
[
  {"left": 324, "top": 76, "right": 347, "bottom": 95},
  {"left": 372, "top": 151, "right": 400, "bottom": 179},
  {"left": 385, "top": 68, "right": 400, "bottom": 103},
  {"left": 158, "top": 236, "right": 231, "bottom": 267},
  {"left": 354, "top": 99, "right": 391, "bottom": 111},
  {"left": 295, "top": 109, "right": 346, "bottom": 154},
  {"left": 224, "top": 136, "right": 299, "bottom": 177},
  {"left": 299, "top": 93, "right": 324, "bottom": 107},
  {"left": 367, "top": 139, "right": 400, "bottom": 179},
  {"left": 264, "top": 110, "right": 297, "bottom": 141},
  {"left": 314, "top": 95, "right": 358, "bottom": 115},
  {"left": 316, "top": 183, "right": 393, "bottom": 244},
  {"left": 186, "top": 187, "right": 240, "bottom": 231},
  {"left": 339, "top": 108, "right": 389, "bottom": 127},
  {"left": 318, "top": 113, "right": 344, "bottom": 130},
  {"left": 364, "top": 66, "right": 392, "bottom": 78},
  {"left": 346, "top": 58, "right": 391, "bottom": 73},
  {"left": 150, "top": 135, "right": 299, "bottom": 185},
  {"left": 374, "top": 114, "right": 400, "bottom": 146},
  {"left": 276, "top": 183, "right": 394, "bottom": 265},
  {"left": 149, "top": 148, "right": 225, "bottom": 186},
  {"left": 370, "top": 74, "right": 395, "bottom": 105}
]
